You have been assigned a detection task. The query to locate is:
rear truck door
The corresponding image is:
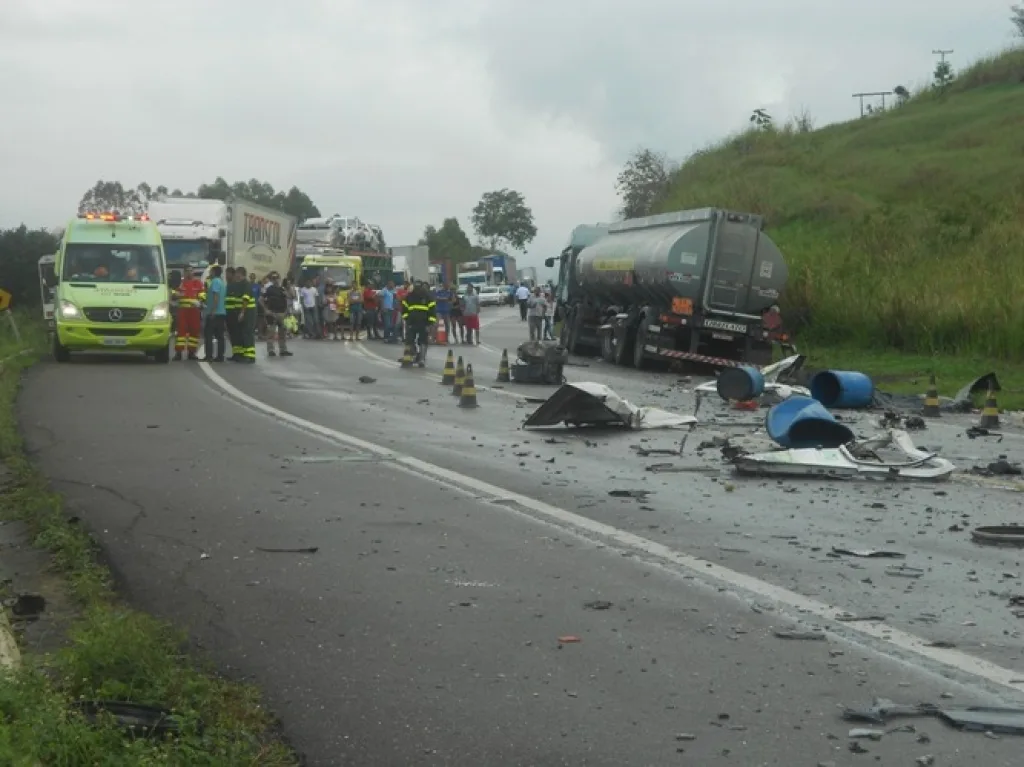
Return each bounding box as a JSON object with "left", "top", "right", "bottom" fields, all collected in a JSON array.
[{"left": 703, "top": 214, "right": 761, "bottom": 322}]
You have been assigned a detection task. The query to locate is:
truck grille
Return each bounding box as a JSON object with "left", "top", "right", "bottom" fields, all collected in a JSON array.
[{"left": 83, "top": 307, "right": 148, "bottom": 323}]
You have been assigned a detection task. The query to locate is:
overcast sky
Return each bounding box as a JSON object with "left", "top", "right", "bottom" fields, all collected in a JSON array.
[{"left": 0, "top": 1, "right": 1018, "bottom": 271}]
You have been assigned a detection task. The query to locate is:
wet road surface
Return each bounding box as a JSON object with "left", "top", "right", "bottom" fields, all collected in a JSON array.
[{"left": 17, "top": 306, "right": 1024, "bottom": 765}]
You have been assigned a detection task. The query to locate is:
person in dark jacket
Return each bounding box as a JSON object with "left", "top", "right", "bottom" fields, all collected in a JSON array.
[{"left": 401, "top": 282, "right": 436, "bottom": 366}]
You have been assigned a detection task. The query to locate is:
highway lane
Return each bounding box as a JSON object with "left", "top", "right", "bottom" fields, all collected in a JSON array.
[{"left": 15, "top": 321, "right": 1024, "bottom": 765}]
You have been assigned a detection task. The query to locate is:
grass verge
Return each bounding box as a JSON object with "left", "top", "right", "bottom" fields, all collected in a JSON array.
[{"left": 0, "top": 314, "right": 297, "bottom": 766}]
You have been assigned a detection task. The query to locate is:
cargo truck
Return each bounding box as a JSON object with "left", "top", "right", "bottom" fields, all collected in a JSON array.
[
  {"left": 518, "top": 266, "right": 538, "bottom": 288},
  {"left": 481, "top": 254, "right": 516, "bottom": 285},
  {"left": 546, "top": 208, "right": 791, "bottom": 370},
  {"left": 457, "top": 260, "right": 493, "bottom": 288},
  {"left": 389, "top": 245, "right": 430, "bottom": 284},
  {"left": 149, "top": 197, "right": 297, "bottom": 284},
  {"left": 429, "top": 259, "right": 455, "bottom": 287}
]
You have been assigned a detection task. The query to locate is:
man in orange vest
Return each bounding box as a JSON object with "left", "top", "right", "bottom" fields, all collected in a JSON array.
[{"left": 173, "top": 268, "right": 205, "bottom": 361}]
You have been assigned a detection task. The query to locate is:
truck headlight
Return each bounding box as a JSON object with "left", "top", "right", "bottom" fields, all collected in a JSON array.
[
  {"left": 149, "top": 302, "right": 170, "bottom": 321},
  {"left": 59, "top": 300, "right": 81, "bottom": 319}
]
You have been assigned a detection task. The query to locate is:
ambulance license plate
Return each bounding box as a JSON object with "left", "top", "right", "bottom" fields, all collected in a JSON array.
[{"left": 101, "top": 337, "right": 128, "bottom": 347}]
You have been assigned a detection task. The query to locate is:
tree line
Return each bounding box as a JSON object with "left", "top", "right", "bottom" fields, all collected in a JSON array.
[{"left": 418, "top": 188, "right": 537, "bottom": 265}]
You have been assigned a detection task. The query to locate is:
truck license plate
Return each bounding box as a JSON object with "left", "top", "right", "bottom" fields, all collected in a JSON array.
[
  {"left": 101, "top": 337, "right": 128, "bottom": 347},
  {"left": 704, "top": 319, "right": 747, "bottom": 333}
]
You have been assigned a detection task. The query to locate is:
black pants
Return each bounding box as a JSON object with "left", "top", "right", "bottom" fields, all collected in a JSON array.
[
  {"left": 226, "top": 314, "right": 239, "bottom": 357},
  {"left": 519, "top": 299, "right": 528, "bottom": 320},
  {"left": 204, "top": 314, "right": 227, "bottom": 360},
  {"left": 408, "top": 322, "right": 429, "bottom": 361}
]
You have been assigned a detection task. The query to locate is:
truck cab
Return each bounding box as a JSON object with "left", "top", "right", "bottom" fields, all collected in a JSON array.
[{"left": 51, "top": 213, "right": 173, "bottom": 363}]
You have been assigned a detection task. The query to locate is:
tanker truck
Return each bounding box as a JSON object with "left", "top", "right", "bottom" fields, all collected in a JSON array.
[{"left": 546, "top": 208, "right": 792, "bottom": 370}]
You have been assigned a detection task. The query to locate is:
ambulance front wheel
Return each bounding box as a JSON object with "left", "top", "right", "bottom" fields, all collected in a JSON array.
[{"left": 53, "top": 335, "right": 70, "bottom": 363}]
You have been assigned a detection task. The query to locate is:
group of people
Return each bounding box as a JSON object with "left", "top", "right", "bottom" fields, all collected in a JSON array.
[{"left": 512, "top": 283, "right": 556, "bottom": 342}]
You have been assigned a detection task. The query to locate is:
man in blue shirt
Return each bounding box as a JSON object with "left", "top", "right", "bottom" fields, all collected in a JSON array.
[
  {"left": 379, "top": 280, "right": 397, "bottom": 343},
  {"left": 202, "top": 265, "right": 228, "bottom": 362},
  {"left": 433, "top": 283, "right": 452, "bottom": 343}
]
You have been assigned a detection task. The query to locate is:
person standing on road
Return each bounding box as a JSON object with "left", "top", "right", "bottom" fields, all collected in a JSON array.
[
  {"left": 201, "top": 265, "right": 228, "bottom": 362},
  {"left": 347, "top": 284, "right": 364, "bottom": 341},
  {"left": 261, "top": 272, "right": 293, "bottom": 357},
  {"left": 172, "top": 268, "right": 204, "bottom": 361},
  {"left": 527, "top": 286, "right": 547, "bottom": 341},
  {"left": 433, "top": 282, "right": 452, "bottom": 343},
  {"left": 379, "top": 280, "right": 397, "bottom": 343},
  {"left": 543, "top": 289, "right": 556, "bottom": 341},
  {"left": 300, "top": 281, "right": 318, "bottom": 339},
  {"left": 224, "top": 267, "right": 246, "bottom": 361},
  {"left": 516, "top": 283, "right": 530, "bottom": 321},
  {"left": 395, "top": 281, "right": 410, "bottom": 342},
  {"left": 461, "top": 284, "right": 481, "bottom": 346},
  {"left": 450, "top": 289, "right": 465, "bottom": 344},
  {"left": 362, "top": 281, "right": 381, "bottom": 340},
  {"left": 401, "top": 281, "right": 436, "bottom": 366}
]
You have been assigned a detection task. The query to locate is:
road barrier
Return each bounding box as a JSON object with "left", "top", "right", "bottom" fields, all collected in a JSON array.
[
  {"left": 440, "top": 349, "right": 456, "bottom": 385},
  {"left": 459, "top": 364, "right": 479, "bottom": 408}
]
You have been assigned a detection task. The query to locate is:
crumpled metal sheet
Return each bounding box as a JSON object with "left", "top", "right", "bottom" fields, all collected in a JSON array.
[
  {"left": 695, "top": 354, "right": 810, "bottom": 401},
  {"left": 523, "top": 382, "right": 697, "bottom": 430},
  {"left": 873, "top": 372, "right": 1001, "bottom": 414},
  {"left": 731, "top": 429, "right": 955, "bottom": 481}
]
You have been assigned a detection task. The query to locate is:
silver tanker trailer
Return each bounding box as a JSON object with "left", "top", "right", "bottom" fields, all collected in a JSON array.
[{"left": 546, "top": 208, "right": 792, "bottom": 370}]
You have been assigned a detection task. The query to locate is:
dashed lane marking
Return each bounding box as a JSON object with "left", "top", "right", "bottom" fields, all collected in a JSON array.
[{"left": 197, "top": 355, "right": 1024, "bottom": 701}]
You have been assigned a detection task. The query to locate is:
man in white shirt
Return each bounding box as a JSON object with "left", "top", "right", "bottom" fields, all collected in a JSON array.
[
  {"left": 515, "top": 283, "right": 530, "bottom": 322},
  {"left": 300, "top": 282, "right": 319, "bottom": 338}
]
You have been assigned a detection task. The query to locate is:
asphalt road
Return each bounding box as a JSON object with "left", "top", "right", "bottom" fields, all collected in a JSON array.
[{"left": 17, "top": 306, "right": 1024, "bottom": 766}]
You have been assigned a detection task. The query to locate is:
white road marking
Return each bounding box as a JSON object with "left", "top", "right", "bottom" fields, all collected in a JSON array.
[{"left": 198, "top": 356, "right": 1024, "bottom": 699}]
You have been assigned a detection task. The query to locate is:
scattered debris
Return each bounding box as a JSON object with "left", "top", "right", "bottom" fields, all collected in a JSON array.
[
  {"left": 842, "top": 696, "right": 1024, "bottom": 735},
  {"left": 609, "top": 489, "right": 651, "bottom": 499},
  {"left": 971, "top": 526, "right": 1024, "bottom": 547},
  {"left": 255, "top": 546, "right": 319, "bottom": 554},
  {"left": 885, "top": 565, "right": 924, "bottom": 578},
  {"left": 733, "top": 430, "right": 955, "bottom": 481},
  {"left": 583, "top": 600, "right": 613, "bottom": 610},
  {"left": 358, "top": 375, "right": 376, "bottom": 384},
  {"left": 971, "top": 459, "right": 1021, "bottom": 477},
  {"left": 765, "top": 396, "right": 855, "bottom": 449},
  {"left": 557, "top": 635, "right": 581, "bottom": 644},
  {"left": 8, "top": 593, "right": 45, "bottom": 619},
  {"left": 70, "top": 700, "right": 187, "bottom": 737},
  {"left": 832, "top": 547, "right": 905, "bottom": 559},
  {"left": 835, "top": 612, "right": 887, "bottom": 622},
  {"left": 848, "top": 728, "right": 884, "bottom": 740},
  {"left": 924, "top": 640, "right": 956, "bottom": 649},
  {"left": 965, "top": 426, "right": 1001, "bottom": 439},
  {"left": 773, "top": 629, "right": 826, "bottom": 641},
  {"left": 523, "top": 382, "right": 697, "bottom": 430}
]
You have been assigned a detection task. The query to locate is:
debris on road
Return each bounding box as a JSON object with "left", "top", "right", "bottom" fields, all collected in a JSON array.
[
  {"left": 255, "top": 546, "right": 320, "bottom": 554},
  {"left": 965, "top": 426, "right": 1001, "bottom": 439},
  {"left": 842, "top": 697, "right": 1024, "bottom": 735},
  {"left": 834, "top": 612, "right": 887, "bottom": 622},
  {"left": 765, "top": 396, "right": 854, "bottom": 449},
  {"left": 557, "top": 635, "right": 581, "bottom": 644},
  {"left": 695, "top": 354, "right": 810, "bottom": 404},
  {"left": 523, "top": 382, "right": 697, "bottom": 430},
  {"left": 848, "top": 728, "right": 884, "bottom": 740},
  {"left": 732, "top": 429, "right": 955, "bottom": 481},
  {"left": 971, "top": 525, "right": 1024, "bottom": 547},
  {"left": 773, "top": 629, "right": 826, "bottom": 640},
  {"left": 358, "top": 376, "right": 376, "bottom": 384},
  {"left": 609, "top": 489, "right": 651, "bottom": 499},
  {"left": 8, "top": 593, "right": 46, "bottom": 619},
  {"left": 809, "top": 369, "right": 875, "bottom": 409},
  {"left": 583, "top": 600, "right": 613, "bottom": 610},
  {"left": 70, "top": 700, "right": 186, "bottom": 737},
  {"left": 971, "top": 458, "right": 1021, "bottom": 477},
  {"left": 831, "top": 547, "right": 905, "bottom": 559},
  {"left": 511, "top": 341, "right": 568, "bottom": 385}
]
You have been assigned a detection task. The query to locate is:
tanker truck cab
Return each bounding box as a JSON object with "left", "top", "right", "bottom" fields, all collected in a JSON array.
[
  {"left": 52, "top": 213, "right": 172, "bottom": 363},
  {"left": 552, "top": 209, "right": 791, "bottom": 371}
]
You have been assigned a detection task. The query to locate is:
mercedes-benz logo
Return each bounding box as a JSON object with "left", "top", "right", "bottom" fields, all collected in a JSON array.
[{"left": 108, "top": 309, "right": 123, "bottom": 322}]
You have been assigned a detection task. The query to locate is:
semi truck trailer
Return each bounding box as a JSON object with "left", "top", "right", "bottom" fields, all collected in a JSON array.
[{"left": 547, "top": 208, "right": 791, "bottom": 370}]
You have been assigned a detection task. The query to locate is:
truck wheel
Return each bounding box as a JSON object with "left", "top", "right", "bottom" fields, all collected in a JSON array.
[
  {"left": 53, "top": 336, "right": 70, "bottom": 363},
  {"left": 601, "top": 331, "right": 616, "bottom": 362},
  {"left": 633, "top": 318, "right": 651, "bottom": 369},
  {"left": 613, "top": 325, "right": 634, "bottom": 367}
]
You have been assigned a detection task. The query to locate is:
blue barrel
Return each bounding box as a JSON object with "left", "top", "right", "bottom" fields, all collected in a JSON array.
[
  {"left": 716, "top": 366, "right": 765, "bottom": 401},
  {"left": 766, "top": 396, "right": 855, "bottom": 449},
  {"left": 810, "top": 370, "right": 875, "bottom": 409}
]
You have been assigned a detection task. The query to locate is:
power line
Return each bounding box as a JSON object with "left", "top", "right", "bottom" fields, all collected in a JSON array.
[
  {"left": 932, "top": 49, "right": 953, "bottom": 63},
  {"left": 852, "top": 91, "right": 893, "bottom": 118}
]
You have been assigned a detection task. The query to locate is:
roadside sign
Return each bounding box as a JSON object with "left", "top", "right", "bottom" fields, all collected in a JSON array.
[{"left": 0, "top": 289, "right": 11, "bottom": 312}]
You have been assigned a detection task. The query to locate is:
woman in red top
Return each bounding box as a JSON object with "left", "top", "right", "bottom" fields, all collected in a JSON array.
[{"left": 362, "top": 284, "right": 381, "bottom": 340}]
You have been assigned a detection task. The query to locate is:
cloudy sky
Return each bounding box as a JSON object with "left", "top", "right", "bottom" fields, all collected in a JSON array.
[{"left": 0, "top": 0, "right": 1017, "bottom": 271}]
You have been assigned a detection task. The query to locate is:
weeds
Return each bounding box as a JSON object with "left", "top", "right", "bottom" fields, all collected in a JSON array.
[
  {"left": 0, "top": 315, "right": 296, "bottom": 765},
  {"left": 658, "top": 46, "right": 1024, "bottom": 358}
]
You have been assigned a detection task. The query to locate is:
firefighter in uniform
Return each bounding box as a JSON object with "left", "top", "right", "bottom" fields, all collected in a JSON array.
[
  {"left": 400, "top": 281, "right": 437, "bottom": 367},
  {"left": 172, "top": 268, "right": 205, "bottom": 361},
  {"left": 237, "top": 272, "right": 257, "bottom": 363},
  {"left": 224, "top": 267, "right": 247, "bottom": 361}
]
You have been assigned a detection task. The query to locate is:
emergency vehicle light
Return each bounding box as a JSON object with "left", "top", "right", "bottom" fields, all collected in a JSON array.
[{"left": 79, "top": 213, "right": 150, "bottom": 222}]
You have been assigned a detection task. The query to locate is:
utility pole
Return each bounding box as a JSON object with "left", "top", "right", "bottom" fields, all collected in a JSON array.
[
  {"left": 852, "top": 91, "right": 893, "bottom": 117},
  {"left": 932, "top": 49, "right": 953, "bottom": 63}
]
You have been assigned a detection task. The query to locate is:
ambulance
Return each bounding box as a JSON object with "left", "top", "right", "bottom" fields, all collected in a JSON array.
[{"left": 50, "top": 213, "right": 173, "bottom": 362}]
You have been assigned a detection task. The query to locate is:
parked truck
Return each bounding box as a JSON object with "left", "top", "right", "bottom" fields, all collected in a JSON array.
[
  {"left": 428, "top": 259, "right": 455, "bottom": 287},
  {"left": 149, "top": 197, "right": 297, "bottom": 284},
  {"left": 546, "top": 208, "right": 791, "bottom": 370},
  {"left": 518, "top": 266, "right": 538, "bottom": 288},
  {"left": 456, "top": 260, "right": 493, "bottom": 288},
  {"left": 389, "top": 245, "right": 430, "bottom": 285},
  {"left": 481, "top": 254, "right": 516, "bottom": 285}
]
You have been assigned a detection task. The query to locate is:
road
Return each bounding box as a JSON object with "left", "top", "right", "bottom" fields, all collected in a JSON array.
[{"left": 18, "top": 306, "right": 1024, "bottom": 766}]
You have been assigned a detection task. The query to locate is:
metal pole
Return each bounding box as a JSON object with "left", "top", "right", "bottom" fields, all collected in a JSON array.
[{"left": 4, "top": 311, "right": 21, "bottom": 346}]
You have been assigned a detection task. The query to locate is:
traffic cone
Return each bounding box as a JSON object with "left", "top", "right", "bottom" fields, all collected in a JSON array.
[
  {"left": 440, "top": 349, "right": 456, "bottom": 385},
  {"left": 979, "top": 384, "right": 1000, "bottom": 428},
  {"left": 458, "top": 364, "right": 479, "bottom": 408},
  {"left": 922, "top": 374, "right": 941, "bottom": 418},
  {"left": 436, "top": 322, "right": 447, "bottom": 345},
  {"left": 496, "top": 349, "right": 511, "bottom": 382},
  {"left": 452, "top": 356, "right": 466, "bottom": 396},
  {"left": 400, "top": 341, "right": 414, "bottom": 369}
]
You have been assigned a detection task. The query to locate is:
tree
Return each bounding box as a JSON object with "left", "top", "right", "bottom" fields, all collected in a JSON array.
[
  {"left": 894, "top": 85, "right": 911, "bottom": 106},
  {"left": 0, "top": 226, "right": 60, "bottom": 307},
  {"left": 933, "top": 59, "right": 954, "bottom": 89},
  {"left": 749, "top": 108, "right": 772, "bottom": 130},
  {"left": 77, "top": 180, "right": 152, "bottom": 216},
  {"left": 77, "top": 177, "right": 321, "bottom": 221},
  {"left": 470, "top": 189, "right": 537, "bottom": 252},
  {"left": 615, "top": 148, "right": 676, "bottom": 220},
  {"left": 1012, "top": 4, "right": 1024, "bottom": 37},
  {"left": 419, "top": 217, "right": 473, "bottom": 262}
]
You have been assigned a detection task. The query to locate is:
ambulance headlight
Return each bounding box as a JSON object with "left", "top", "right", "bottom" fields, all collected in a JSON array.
[
  {"left": 149, "top": 302, "right": 170, "bottom": 321},
  {"left": 59, "top": 300, "right": 81, "bottom": 319}
]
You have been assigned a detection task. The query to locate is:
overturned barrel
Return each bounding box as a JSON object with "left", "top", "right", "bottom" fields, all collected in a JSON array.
[
  {"left": 809, "top": 370, "right": 874, "bottom": 409},
  {"left": 766, "top": 396, "right": 855, "bottom": 449},
  {"left": 716, "top": 366, "right": 765, "bottom": 402}
]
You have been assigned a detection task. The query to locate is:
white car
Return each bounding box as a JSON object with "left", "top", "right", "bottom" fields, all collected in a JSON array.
[{"left": 476, "top": 285, "right": 503, "bottom": 307}]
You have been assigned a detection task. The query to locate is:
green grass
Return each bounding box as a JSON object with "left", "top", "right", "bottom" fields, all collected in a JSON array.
[
  {"left": 0, "top": 314, "right": 296, "bottom": 765},
  {"left": 658, "top": 46, "right": 1024, "bottom": 360}
]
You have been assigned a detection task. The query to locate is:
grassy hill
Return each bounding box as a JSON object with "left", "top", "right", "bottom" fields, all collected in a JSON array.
[{"left": 657, "top": 47, "right": 1024, "bottom": 363}]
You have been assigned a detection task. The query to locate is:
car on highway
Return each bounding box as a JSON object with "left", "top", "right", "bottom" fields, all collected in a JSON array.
[{"left": 477, "top": 285, "right": 504, "bottom": 307}]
